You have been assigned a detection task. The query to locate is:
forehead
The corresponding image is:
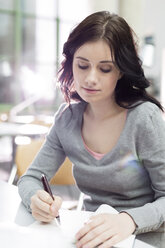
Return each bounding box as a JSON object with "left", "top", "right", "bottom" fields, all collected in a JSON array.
[{"left": 74, "top": 40, "right": 113, "bottom": 62}]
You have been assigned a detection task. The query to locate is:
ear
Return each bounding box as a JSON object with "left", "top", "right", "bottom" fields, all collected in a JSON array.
[{"left": 118, "top": 72, "right": 123, "bottom": 80}]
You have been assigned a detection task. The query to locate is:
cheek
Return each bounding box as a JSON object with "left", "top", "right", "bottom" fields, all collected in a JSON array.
[
  {"left": 103, "top": 77, "right": 118, "bottom": 92},
  {"left": 74, "top": 81, "right": 78, "bottom": 91},
  {"left": 73, "top": 76, "right": 80, "bottom": 93},
  {"left": 73, "top": 70, "right": 85, "bottom": 85},
  {"left": 73, "top": 66, "right": 79, "bottom": 82}
]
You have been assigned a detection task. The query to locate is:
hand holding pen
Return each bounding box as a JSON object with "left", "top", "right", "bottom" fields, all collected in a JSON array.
[
  {"left": 41, "top": 174, "right": 61, "bottom": 223},
  {"left": 41, "top": 174, "right": 54, "bottom": 200},
  {"left": 30, "top": 174, "right": 62, "bottom": 223}
]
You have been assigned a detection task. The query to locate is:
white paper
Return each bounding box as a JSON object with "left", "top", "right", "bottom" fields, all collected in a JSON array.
[
  {"left": 0, "top": 206, "right": 135, "bottom": 248},
  {"left": 30, "top": 206, "right": 135, "bottom": 248},
  {"left": 30, "top": 209, "right": 92, "bottom": 246},
  {"left": 58, "top": 209, "right": 93, "bottom": 243},
  {"left": 0, "top": 220, "right": 73, "bottom": 248}
]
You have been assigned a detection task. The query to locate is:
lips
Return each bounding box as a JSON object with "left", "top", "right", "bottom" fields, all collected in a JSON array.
[{"left": 82, "top": 87, "right": 100, "bottom": 93}]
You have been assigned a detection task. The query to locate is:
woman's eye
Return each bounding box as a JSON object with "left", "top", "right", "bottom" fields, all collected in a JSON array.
[
  {"left": 100, "top": 68, "right": 111, "bottom": 73},
  {"left": 78, "top": 64, "right": 88, "bottom": 70}
]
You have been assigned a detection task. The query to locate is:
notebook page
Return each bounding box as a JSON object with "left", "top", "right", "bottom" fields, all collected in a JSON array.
[
  {"left": 30, "top": 209, "right": 93, "bottom": 246},
  {"left": 29, "top": 206, "right": 135, "bottom": 248}
]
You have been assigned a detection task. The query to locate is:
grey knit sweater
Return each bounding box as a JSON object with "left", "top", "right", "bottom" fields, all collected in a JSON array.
[{"left": 18, "top": 101, "right": 165, "bottom": 245}]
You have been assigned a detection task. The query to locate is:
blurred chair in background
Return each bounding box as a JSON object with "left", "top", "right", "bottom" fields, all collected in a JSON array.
[
  {"left": 9, "top": 138, "right": 82, "bottom": 209},
  {"left": 15, "top": 138, "right": 75, "bottom": 185}
]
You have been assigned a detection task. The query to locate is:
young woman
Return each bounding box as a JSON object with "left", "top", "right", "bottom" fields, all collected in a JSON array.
[{"left": 18, "top": 11, "right": 165, "bottom": 248}]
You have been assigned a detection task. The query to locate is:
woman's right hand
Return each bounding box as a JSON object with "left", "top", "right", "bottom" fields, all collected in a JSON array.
[{"left": 30, "top": 190, "right": 62, "bottom": 222}]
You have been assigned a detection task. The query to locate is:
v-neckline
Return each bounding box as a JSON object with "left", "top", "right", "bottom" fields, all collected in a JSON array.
[{"left": 77, "top": 103, "right": 130, "bottom": 164}]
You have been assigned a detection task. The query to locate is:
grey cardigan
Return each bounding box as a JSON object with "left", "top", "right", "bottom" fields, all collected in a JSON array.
[{"left": 18, "top": 101, "right": 165, "bottom": 246}]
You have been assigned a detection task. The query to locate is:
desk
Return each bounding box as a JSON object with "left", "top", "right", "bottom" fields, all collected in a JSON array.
[
  {"left": 0, "top": 180, "right": 156, "bottom": 248},
  {"left": 0, "top": 122, "right": 48, "bottom": 137},
  {"left": 0, "top": 122, "right": 49, "bottom": 183}
]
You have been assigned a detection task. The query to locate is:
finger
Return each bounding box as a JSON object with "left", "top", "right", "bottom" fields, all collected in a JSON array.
[
  {"left": 37, "top": 190, "right": 53, "bottom": 204},
  {"left": 32, "top": 211, "right": 54, "bottom": 223},
  {"left": 98, "top": 234, "right": 120, "bottom": 248},
  {"left": 76, "top": 225, "right": 114, "bottom": 248},
  {"left": 31, "top": 205, "right": 55, "bottom": 218},
  {"left": 90, "top": 229, "right": 116, "bottom": 248},
  {"left": 31, "top": 194, "right": 51, "bottom": 214},
  {"left": 50, "top": 195, "right": 62, "bottom": 216},
  {"left": 76, "top": 216, "right": 104, "bottom": 241}
]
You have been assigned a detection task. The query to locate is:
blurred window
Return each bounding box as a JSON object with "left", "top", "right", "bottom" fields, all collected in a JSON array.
[
  {"left": 0, "top": 0, "right": 14, "bottom": 10},
  {"left": 0, "top": 0, "right": 90, "bottom": 115},
  {"left": 0, "top": 14, "right": 14, "bottom": 66}
]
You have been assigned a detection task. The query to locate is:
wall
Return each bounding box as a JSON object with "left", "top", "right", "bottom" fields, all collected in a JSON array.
[
  {"left": 89, "top": 0, "right": 119, "bottom": 14},
  {"left": 119, "top": 0, "right": 144, "bottom": 40},
  {"left": 119, "top": 0, "right": 165, "bottom": 100},
  {"left": 142, "top": 0, "right": 165, "bottom": 98}
]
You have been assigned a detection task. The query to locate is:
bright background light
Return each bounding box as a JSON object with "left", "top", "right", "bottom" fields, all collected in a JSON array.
[{"left": 21, "top": 66, "right": 55, "bottom": 100}]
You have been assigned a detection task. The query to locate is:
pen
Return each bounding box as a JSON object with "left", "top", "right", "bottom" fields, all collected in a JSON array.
[
  {"left": 41, "top": 174, "right": 54, "bottom": 200},
  {"left": 41, "top": 174, "right": 60, "bottom": 224}
]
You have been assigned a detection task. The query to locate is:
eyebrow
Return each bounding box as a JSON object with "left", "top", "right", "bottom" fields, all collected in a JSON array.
[{"left": 75, "top": 56, "right": 114, "bottom": 64}]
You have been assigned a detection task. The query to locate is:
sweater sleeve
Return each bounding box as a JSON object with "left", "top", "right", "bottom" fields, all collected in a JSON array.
[
  {"left": 122, "top": 106, "right": 165, "bottom": 234},
  {"left": 17, "top": 104, "right": 67, "bottom": 211}
]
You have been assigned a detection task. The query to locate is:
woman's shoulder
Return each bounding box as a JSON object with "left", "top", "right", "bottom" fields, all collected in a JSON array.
[
  {"left": 57, "top": 101, "right": 86, "bottom": 114},
  {"left": 129, "top": 101, "right": 161, "bottom": 119},
  {"left": 126, "top": 101, "right": 165, "bottom": 136},
  {"left": 54, "top": 101, "right": 86, "bottom": 124}
]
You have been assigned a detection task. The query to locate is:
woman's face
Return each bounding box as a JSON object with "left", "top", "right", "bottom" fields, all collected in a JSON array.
[{"left": 72, "top": 39, "right": 122, "bottom": 105}]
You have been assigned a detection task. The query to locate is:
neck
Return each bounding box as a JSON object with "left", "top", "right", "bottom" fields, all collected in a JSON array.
[{"left": 86, "top": 100, "right": 123, "bottom": 121}]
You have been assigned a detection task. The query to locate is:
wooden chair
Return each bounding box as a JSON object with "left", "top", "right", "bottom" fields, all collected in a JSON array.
[
  {"left": 8, "top": 137, "right": 83, "bottom": 210},
  {"left": 12, "top": 138, "right": 75, "bottom": 185}
]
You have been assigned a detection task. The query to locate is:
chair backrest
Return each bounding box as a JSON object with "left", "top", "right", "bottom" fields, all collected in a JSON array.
[{"left": 15, "top": 138, "right": 75, "bottom": 185}]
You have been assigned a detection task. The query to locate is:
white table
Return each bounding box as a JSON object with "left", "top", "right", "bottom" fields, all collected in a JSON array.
[
  {"left": 0, "top": 122, "right": 49, "bottom": 137},
  {"left": 0, "top": 179, "right": 34, "bottom": 225},
  {"left": 0, "top": 122, "right": 49, "bottom": 183},
  {"left": 0, "top": 180, "right": 156, "bottom": 248}
]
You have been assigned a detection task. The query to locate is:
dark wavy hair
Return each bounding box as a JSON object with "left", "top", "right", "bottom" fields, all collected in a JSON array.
[{"left": 58, "top": 11, "right": 163, "bottom": 111}]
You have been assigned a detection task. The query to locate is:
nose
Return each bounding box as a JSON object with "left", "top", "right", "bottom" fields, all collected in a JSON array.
[{"left": 85, "top": 68, "right": 99, "bottom": 87}]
